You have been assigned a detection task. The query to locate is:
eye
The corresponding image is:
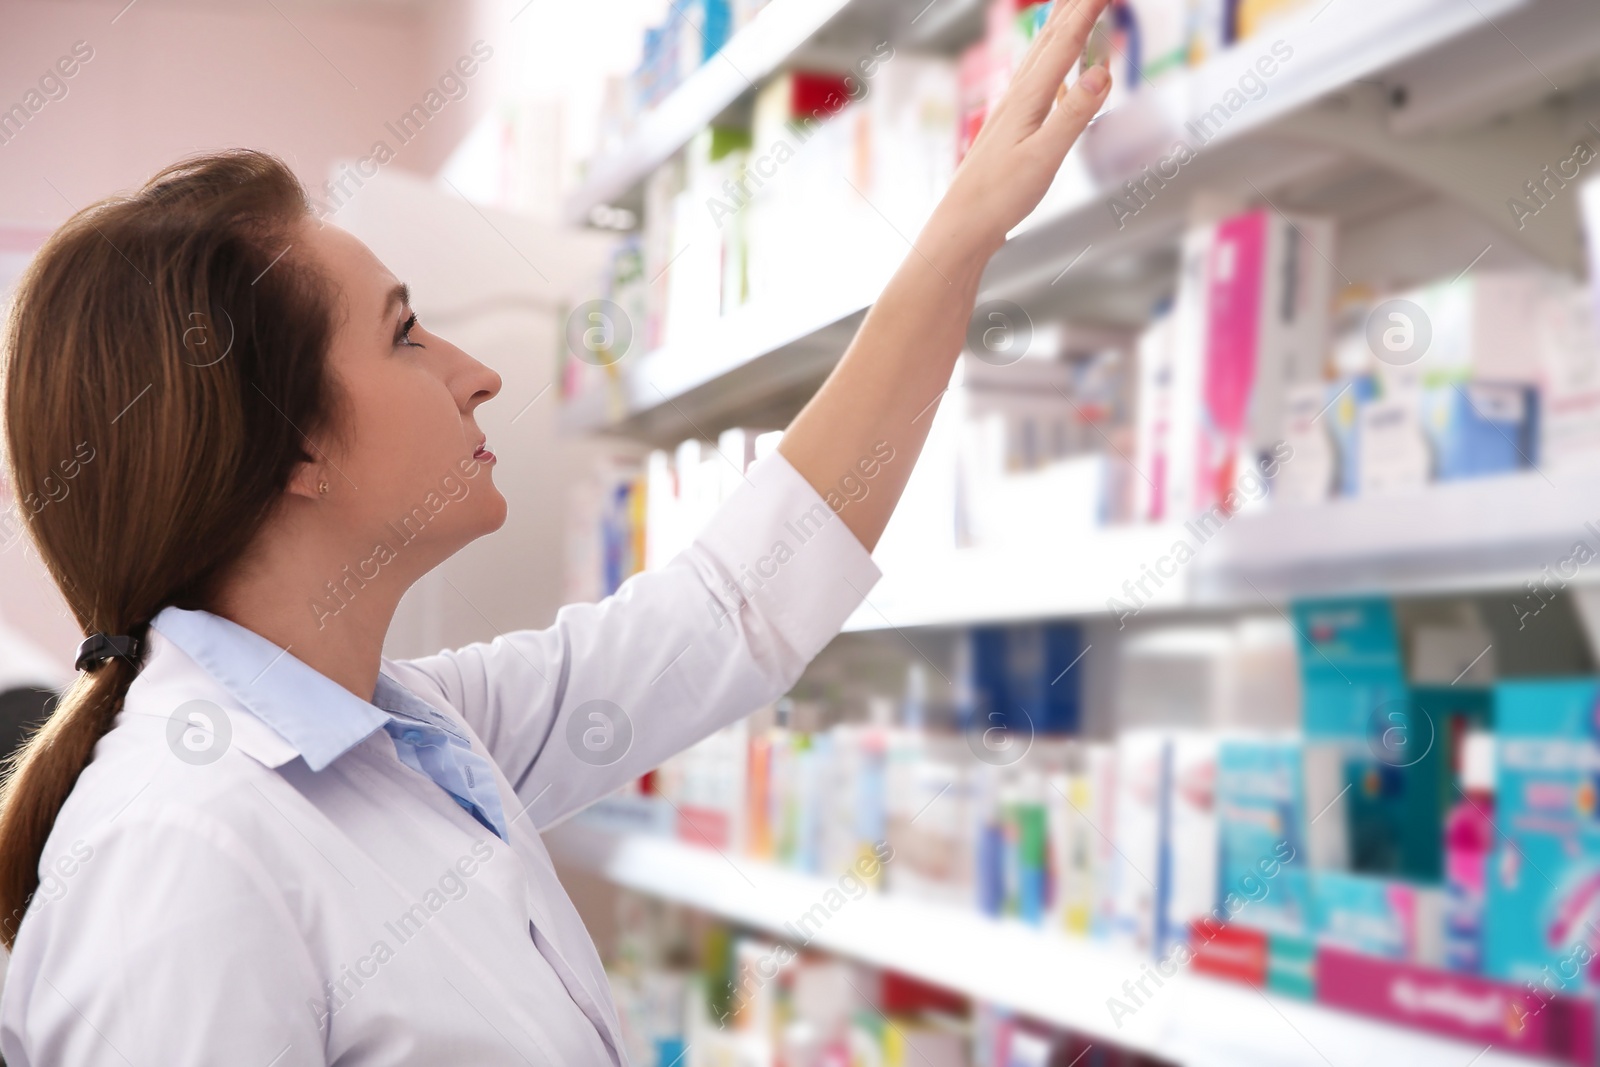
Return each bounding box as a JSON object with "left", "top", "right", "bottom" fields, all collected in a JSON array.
[{"left": 396, "top": 312, "right": 425, "bottom": 349}]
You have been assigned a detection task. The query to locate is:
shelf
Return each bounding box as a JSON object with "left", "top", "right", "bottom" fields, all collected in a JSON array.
[
  {"left": 842, "top": 522, "right": 1193, "bottom": 633},
  {"left": 1194, "top": 467, "right": 1600, "bottom": 604},
  {"left": 562, "top": 0, "right": 860, "bottom": 227},
  {"left": 839, "top": 468, "right": 1600, "bottom": 632},
  {"left": 545, "top": 825, "right": 1562, "bottom": 1067},
  {"left": 558, "top": 280, "right": 878, "bottom": 442}
]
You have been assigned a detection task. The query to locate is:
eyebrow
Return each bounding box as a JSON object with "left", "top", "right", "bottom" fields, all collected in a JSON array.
[{"left": 382, "top": 282, "right": 411, "bottom": 322}]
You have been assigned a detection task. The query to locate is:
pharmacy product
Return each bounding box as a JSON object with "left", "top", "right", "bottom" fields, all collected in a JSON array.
[
  {"left": 1486, "top": 678, "right": 1600, "bottom": 995},
  {"left": 1444, "top": 733, "right": 1495, "bottom": 974},
  {"left": 1215, "top": 736, "right": 1313, "bottom": 937}
]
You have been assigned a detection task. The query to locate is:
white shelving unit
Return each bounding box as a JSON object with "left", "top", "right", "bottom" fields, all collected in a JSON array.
[
  {"left": 556, "top": 2, "right": 1600, "bottom": 1062},
  {"left": 546, "top": 824, "right": 1563, "bottom": 1067}
]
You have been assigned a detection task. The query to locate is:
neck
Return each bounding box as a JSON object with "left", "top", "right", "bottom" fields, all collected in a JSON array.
[{"left": 210, "top": 520, "right": 422, "bottom": 702}]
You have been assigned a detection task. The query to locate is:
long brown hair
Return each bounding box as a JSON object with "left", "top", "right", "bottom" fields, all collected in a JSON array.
[{"left": 0, "top": 150, "right": 342, "bottom": 947}]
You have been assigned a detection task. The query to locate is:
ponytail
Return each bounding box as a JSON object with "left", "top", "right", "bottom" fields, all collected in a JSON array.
[{"left": 0, "top": 651, "right": 139, "bottom": 944}]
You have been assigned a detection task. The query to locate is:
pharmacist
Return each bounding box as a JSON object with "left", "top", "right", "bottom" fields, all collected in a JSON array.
[{"left": 0, "top": 1, "right": 1113, "bottom": 1064}]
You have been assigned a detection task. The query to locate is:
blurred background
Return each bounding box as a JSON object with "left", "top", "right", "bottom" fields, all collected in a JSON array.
[{"left": 7, "top": 0, "right": 1600, "bottom": 1064}]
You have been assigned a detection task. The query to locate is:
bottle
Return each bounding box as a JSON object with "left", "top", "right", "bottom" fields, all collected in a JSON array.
[
  {"left": 900, "top": 663, "right": 926, "bottom": 733},
  {"left": 1443, "top": 732, "right": 1495, "bottom": 973}
]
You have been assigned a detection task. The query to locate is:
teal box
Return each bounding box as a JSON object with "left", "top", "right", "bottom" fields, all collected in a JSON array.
[
  {"left": 1293, "top": 597, "right": 1441, "bottom": 880},
  {"left": 1486, "top": 677, "right": 1600, "bottom": 993},
  {"left": 1292, "top": 597, "right": 1408, "bottom": 741},
  {"left": 1344, "top": 740, "right": 1443, "bottom": 881},
  {"left": 1216, "top": 738, "right": 1314, "bottom": 937},
  {"left": 1268, "top": 933, "right": 1317, "bottom": 999}
]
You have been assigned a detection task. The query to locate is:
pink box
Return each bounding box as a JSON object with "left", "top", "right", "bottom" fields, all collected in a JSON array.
[{"left": 1317, "top": 947, "right": 1595, "bottom": 1064}]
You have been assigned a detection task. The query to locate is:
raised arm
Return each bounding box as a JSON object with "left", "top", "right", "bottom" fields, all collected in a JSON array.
[
  {"left": 393, "top": 0, "right": 1112, "bottom": 824},
  {"left": 779, "top": 0, "right": 1113, "bottom": 551}
]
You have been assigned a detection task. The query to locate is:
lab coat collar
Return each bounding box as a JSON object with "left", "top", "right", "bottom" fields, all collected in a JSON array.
[
  {"left": 123, "top": 628, "right": 301, "bottom": 770},
  {"left": 149, "top": 606, "right": 389, "bottom": 772}
]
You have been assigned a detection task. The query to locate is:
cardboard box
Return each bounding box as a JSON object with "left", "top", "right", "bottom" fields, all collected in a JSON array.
[{"left": 1486, "top": 678, "right": 1600, "bottom": 995}]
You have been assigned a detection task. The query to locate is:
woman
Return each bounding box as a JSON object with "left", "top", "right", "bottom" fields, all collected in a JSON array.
[{"left": 0, "top": 2, "right": 1111, "bottom": 1063}]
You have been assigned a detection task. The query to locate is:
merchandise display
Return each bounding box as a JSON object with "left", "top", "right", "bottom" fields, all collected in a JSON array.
[
  {"left": 568, "top": 253, "right": 1600, "bottom": 601},
  {"left": 604, "top": 891, "right": 1180, "bottom": 1066},
  {"left": 568, "top": 594, "right": 1600, "bottom": 1060}
]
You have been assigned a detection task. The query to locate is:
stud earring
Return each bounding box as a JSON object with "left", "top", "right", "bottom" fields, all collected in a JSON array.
[{"left": 318, "top": 479, "right": 330, "bottom": 495}]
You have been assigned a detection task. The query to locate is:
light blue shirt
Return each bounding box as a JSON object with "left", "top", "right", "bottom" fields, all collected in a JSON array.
[{"left": 149, "top": 606, "right": 509, "bottom": 841}]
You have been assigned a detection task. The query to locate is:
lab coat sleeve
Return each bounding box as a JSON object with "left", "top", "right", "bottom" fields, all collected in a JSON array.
[
  {"left": 395, "top": 451, "right": 882, "bottom": 827},
  {"left": 0, "top": 805, "right": 327, "bottom": 1067}
]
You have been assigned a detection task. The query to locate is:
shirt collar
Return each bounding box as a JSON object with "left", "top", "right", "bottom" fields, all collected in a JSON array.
[{"left": 150, "top": 605, "right": 398, "bottom": 772}]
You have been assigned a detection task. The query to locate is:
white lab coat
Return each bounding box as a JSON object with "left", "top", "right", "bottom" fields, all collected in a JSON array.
[{"left": 0, "top": 454, "right": 880, "bottom": 1066}]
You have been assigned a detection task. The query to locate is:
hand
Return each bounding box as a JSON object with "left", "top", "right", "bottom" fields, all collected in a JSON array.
[{"left": 928, "top": 0, "right": 1113, "bottom": 261}]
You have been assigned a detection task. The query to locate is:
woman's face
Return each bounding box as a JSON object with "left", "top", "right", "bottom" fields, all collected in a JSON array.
[{"left": 296, "top": 218, "right": 506, "bottom": 568}]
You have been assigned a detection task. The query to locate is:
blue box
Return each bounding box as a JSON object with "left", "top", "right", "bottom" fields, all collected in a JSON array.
[
  {"left": 1421, "top": 382, "right": 1538, "bottom": 480},
  {"left": 1215, "top": 738, "right": 1314, "bottom": 937},
  {"left": 970, "top": 623, "right": 1084, "bottom": 736}
]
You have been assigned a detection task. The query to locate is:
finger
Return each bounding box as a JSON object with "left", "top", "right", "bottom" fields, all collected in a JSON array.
[
  {"left": 1035, "top": 60, "right": 1112, "bottom": 158},
  {"left": 1010, "top": 0, "right": 1111, "bottom": 113}
]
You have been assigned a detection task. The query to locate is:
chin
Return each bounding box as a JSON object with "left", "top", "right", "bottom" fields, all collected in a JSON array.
[{"left": 477, "top": 488, "right": 509, "bottom": 533}]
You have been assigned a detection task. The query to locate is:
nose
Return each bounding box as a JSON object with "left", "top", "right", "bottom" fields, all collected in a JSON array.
[{"left": 460, "top": 350, "right": 501, "bottom": 414}]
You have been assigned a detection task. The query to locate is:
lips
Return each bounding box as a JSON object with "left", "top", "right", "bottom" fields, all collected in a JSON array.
[{"left": 473, "top": 441, "right": 496, "bottom": 464}]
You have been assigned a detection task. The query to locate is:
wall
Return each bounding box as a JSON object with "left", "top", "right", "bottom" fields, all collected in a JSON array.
[
  {"left": 0, "top": 0, "right": 494, "bottom": 223},
  {"left": 0, "top": 0, "right": 624, "bottom": 670}
]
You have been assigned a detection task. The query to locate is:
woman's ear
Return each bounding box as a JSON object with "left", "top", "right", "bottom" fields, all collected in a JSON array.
[{"left": 285, "top": 460, "right": 329, "bottom": 501}]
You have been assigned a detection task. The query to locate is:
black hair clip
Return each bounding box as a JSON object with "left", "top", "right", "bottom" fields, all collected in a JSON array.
[{"left": 74, "top": 633, "right": 141, "bottom": 673}]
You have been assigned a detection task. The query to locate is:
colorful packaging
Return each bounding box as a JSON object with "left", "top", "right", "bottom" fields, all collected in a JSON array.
[
  {"left": 1276, "top": 381, "right": 1337, "bottom": 503},
  {"left": 1420, "top": 382, "right": 1538, "bottom": 480},
  {"left": 1291, "top": 597, "right": 1408, "bottom": 740},
  {"left": 1214, "top": 736, "right": 1313, "bottom": 937},
  {"left": 1008, "top": 772, "right": 1050, "bottom": 925},
  {"left": 1164, "top": 733, "right": 1219, "bottom": 957},
  {"left": 1196, "top": 210, "right": 1334, "bottom": 513},
  {"left": 663, "top": 719, "right": 748, "bottom": 851},
  {"left": 1162, "top": 208, "right": 1334, "bottom": 520},
  {"left": 1444, "top": 734, "right": 1495, "bottom": 974},
  {"left": 1314, "top": 871, "right": 1436, "bottom": 961},
  {"left": 1357, "top": 397, "right": 1431, "bottom": 497},
  {"left": 1327, "top": 374, "right": 1378, "bottom": 497},
  {"left": 1345, "top": 743, "right": 1443, "bottom": 881},
  {"left": 1190, "top": 920, "right": 1268, "bottom": 986},
  {"left": 1111, "top": 730, "right": 1171, "bottom": 951},
  {"left": 887, "top": 738, "right": 975, "bottom": 908},
  {"left": 1269, "top": 934, "right": 1317, "bottom": 998},
  {"left": 1486, "top": 678, "right": 1600, "bottom": 996},
  {"left": 1536, "top": 280, "right": 1600, "bottom": 475},
  {"left": 1085, "top": 743, "right": 1122, "bottom": 938},
  {"left": 1186, "top": 0, "right": 1233, "bottom": 62},
  {"left": 1132, "top": 309, "right": 1177, "bottom": 521},
  {"left": 971, "top": 623, "right": 1086, "bottom": 737},
  {"left": 1235, "top": 0, "right": 1310, "bottom": 38},
  {"left": 1049, "top": 769, "right": 1097, "bottom": 936},
  {"left": 1129, "top": 0, "right": 1191, "bottom": 83}
]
